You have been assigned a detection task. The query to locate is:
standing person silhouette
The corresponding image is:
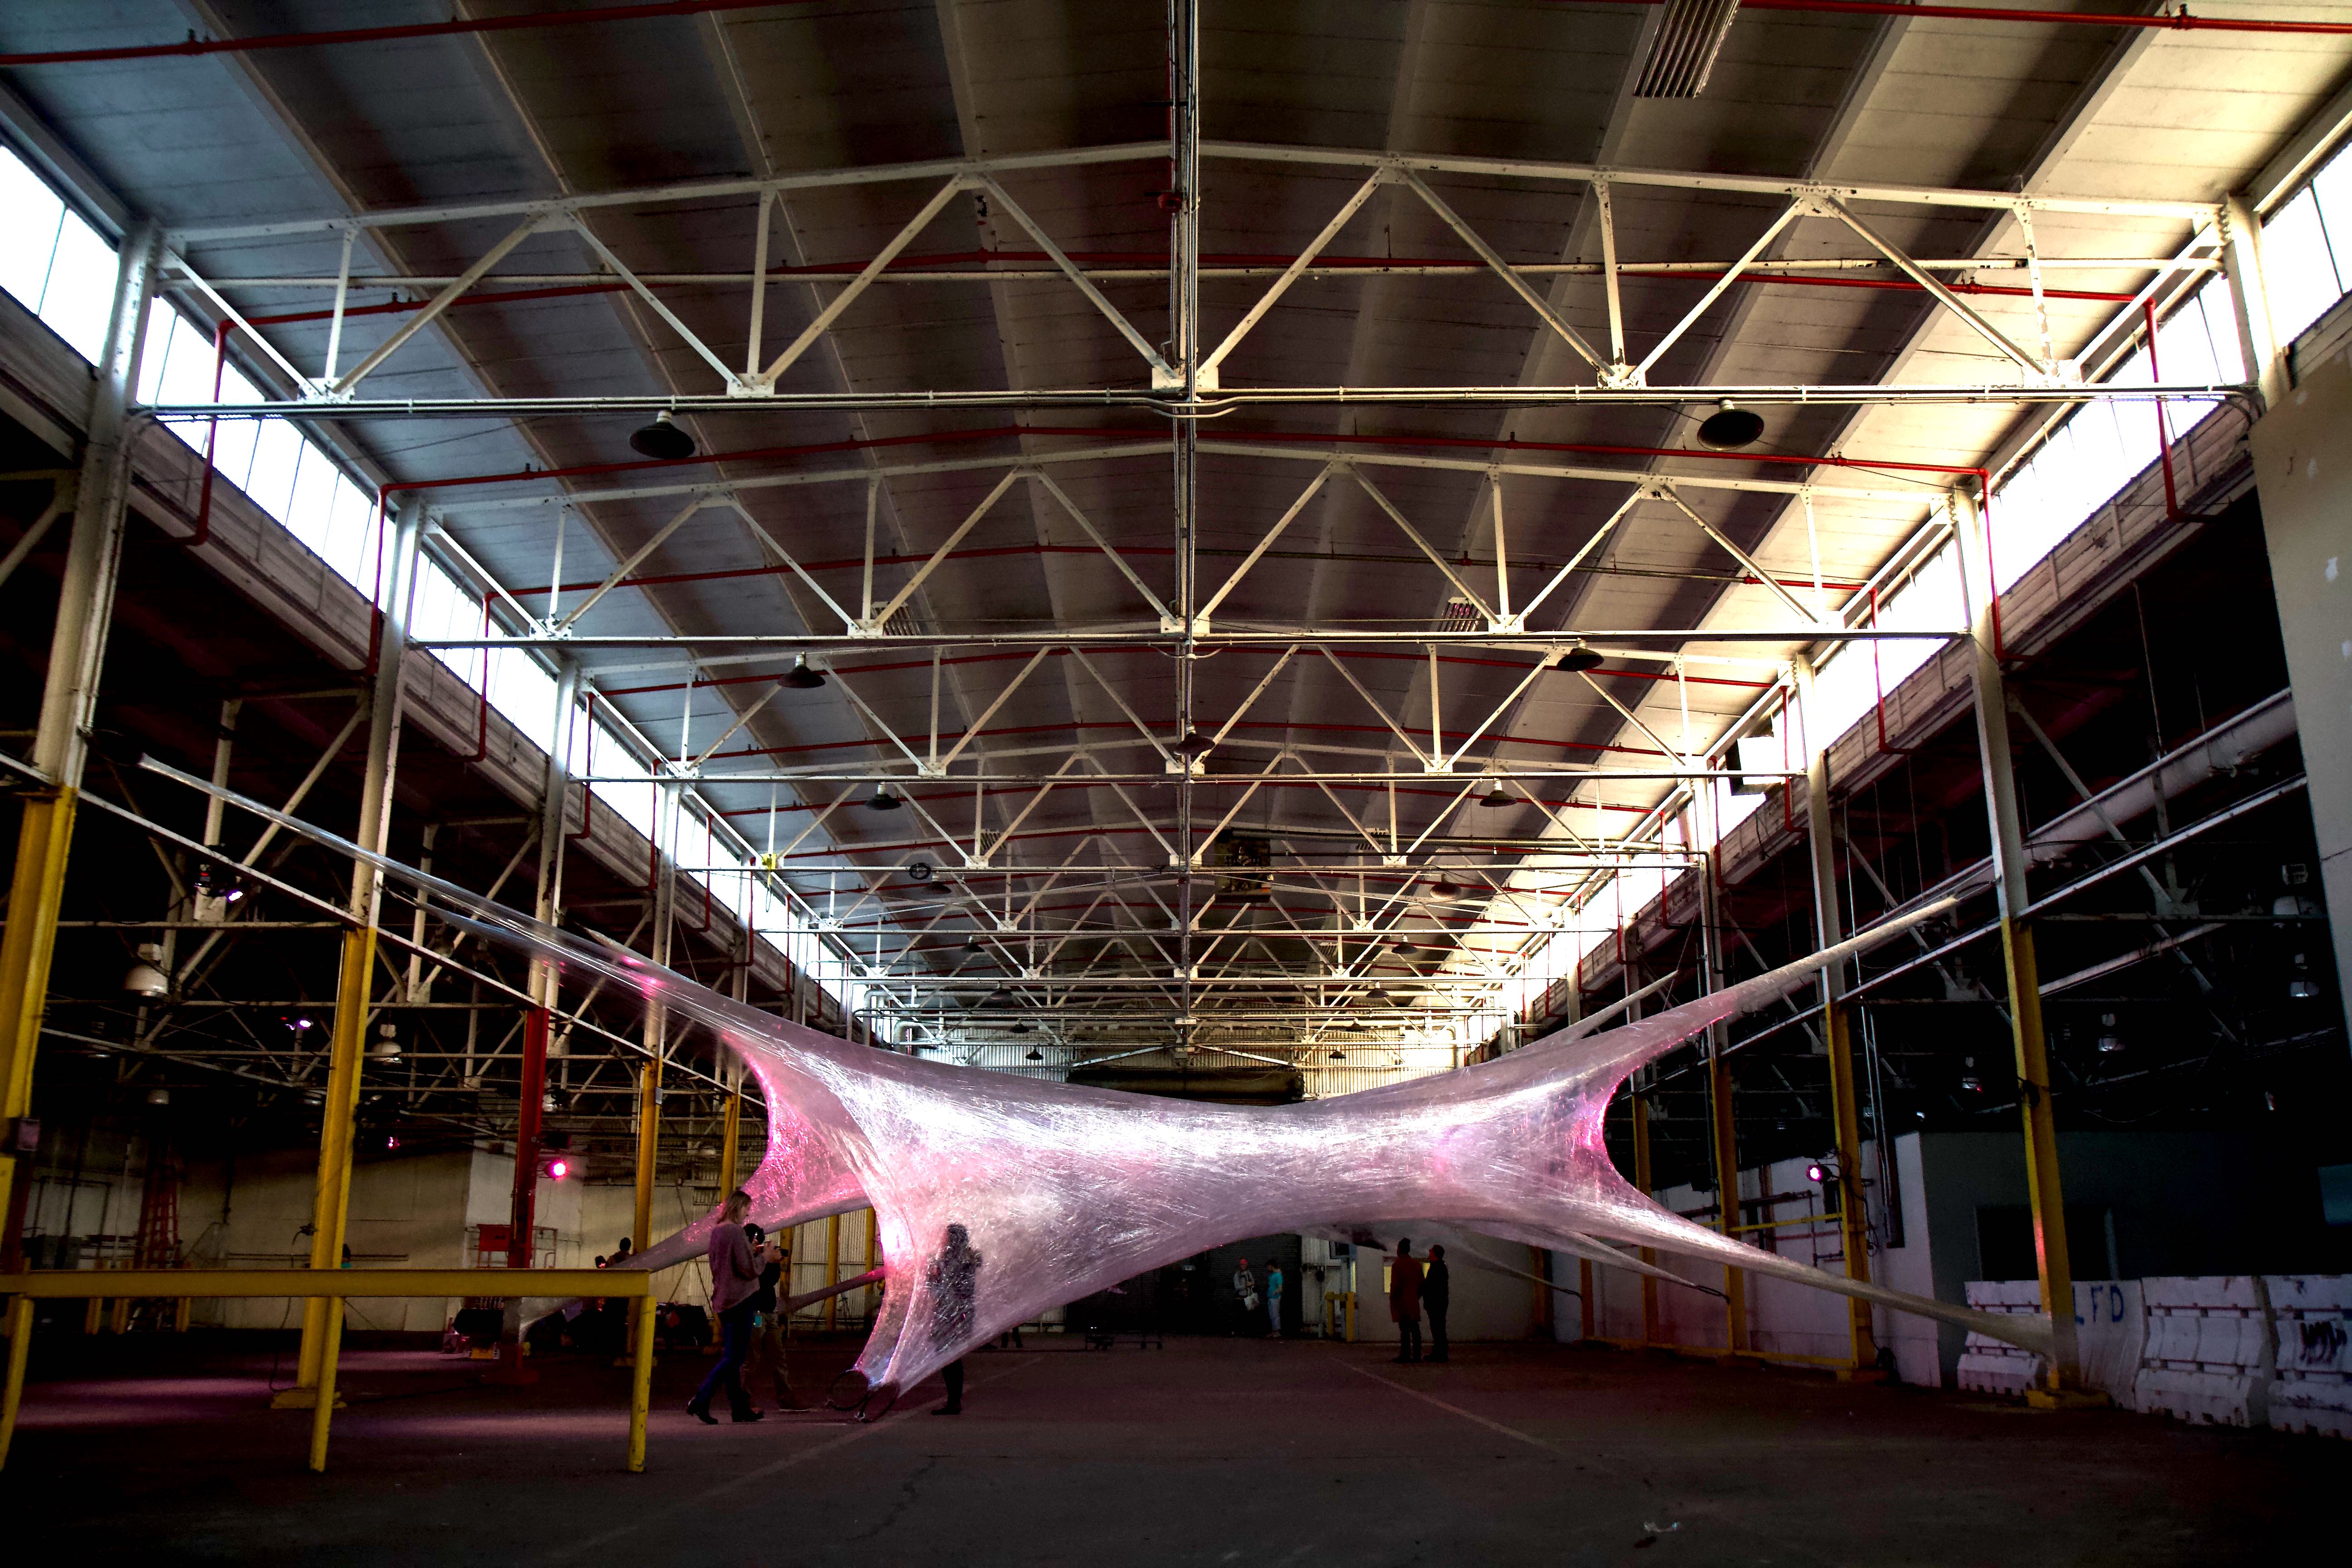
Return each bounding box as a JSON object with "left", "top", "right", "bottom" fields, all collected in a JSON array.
[
  {"left": 925, "top": 1222, "right": 981, "bottom": 1415},
  {"left": 1422, "top": 1244, "right": 1451, "bottom": 1363},
  {"left": 1388, "top": 1239, "right": 1424, "bottom": 1364}
]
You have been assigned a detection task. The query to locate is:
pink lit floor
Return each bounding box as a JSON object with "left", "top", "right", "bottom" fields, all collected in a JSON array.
[{"left": 3, "top": 1331, "right": 2328, "bottom": 1564}]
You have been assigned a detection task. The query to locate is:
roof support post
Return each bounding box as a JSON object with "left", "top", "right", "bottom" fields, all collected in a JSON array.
[
  {"left": 1791, "top": 652, "right": 1878, "bottom": 1377},
  {"left": 630, "top": 782, "right": 678, "bottom": 1363},
  {"left": 2220, "top": 193, "right": 2287, "bottom": 408},
  {"left": 0, "top": 220, "right": 159, "bottom": 1269},
  {"left": 282, "top": 491, "right": 426, "bottom": 1405},
  {"left": 1951, "top": 484, "right": 2083, "bottom": 1400}
]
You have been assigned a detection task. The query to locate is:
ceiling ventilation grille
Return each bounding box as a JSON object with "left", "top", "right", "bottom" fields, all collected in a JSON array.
[{"left": 1635, "top": 0, "right": 1741, "bottom": 99}]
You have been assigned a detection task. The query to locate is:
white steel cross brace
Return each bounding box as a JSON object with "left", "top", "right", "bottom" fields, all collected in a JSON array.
[
  {"left": 1195, "top": 464, "right": 1337, "bottom": 627},
  {"left": 865, "top": 468, "right": 1025, "bottom": 632},
  {"left": 1196, "top": 170, "right": 1388, "bottom": 389},
  {"left": 751, "top": 176, "right": 969, "bottom": 392},
  {"left": 1401, "top": 168, "right": 1607, "bottom": 372},
  {"left": 974, "top": 176, "right": 1178, "bottom": 387}
]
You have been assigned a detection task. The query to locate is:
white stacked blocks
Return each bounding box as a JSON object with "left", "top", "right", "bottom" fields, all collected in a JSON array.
[
  {"left": 2265, "top": 1275, "right": 2352, "bottom": 1439},
  {"left": 2132, "top": 1276, "right": 2273, "bottom": 1428},
  {"left": 1957, "top": 1280, "right": 2047, "bottom": 1396}
]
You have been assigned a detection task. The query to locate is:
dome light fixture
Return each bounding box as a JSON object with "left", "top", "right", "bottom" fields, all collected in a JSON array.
[
  {"left": 1010, "top": 1021, "right": 1033, "bottom": 1035},
  {"left": 782, "top": 655, "right": 827, "bottom": 690},
  {"left": 369, "top": 1023, "right": 401, "bottom": 1062},
  {"left": 146, "top": 1087, "right": 171, "bottom": 1107},
  {"left": 1480, "top": 786, "right": 1515, "bottom": 808},
  {"left": 1557, "top": 645, "right": 1605, "bottom": 673},
  {"left": 1697, "top": 399, "right": 1764, "bottom": 450},
  {"left": 2095, "top": 1013, "right": 2124, "bottom": 1054},
  {"left": 122, "top": 942, "right": 169, "bottom": 1000},
  {"left": 628, "top": 410, "right": 697, "bottom": 461},
  {"left": 1173, "top": 729, "right": 1215, "bottom": 760},
  {"left": 1025, "top": 1047, "right": 1044, "bottom": 1063},
  {"left": 866, "top": 785, "right": 903, "bottom": 812}
]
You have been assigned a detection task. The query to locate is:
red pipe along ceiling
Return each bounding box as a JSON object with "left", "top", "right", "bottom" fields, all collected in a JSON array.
[{"left": 6, "top": 0, "right": 2343, "bottom": 67}]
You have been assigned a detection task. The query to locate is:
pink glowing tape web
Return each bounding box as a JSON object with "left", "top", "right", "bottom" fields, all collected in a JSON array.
[{"left": 151, "top": 762, "right": 2053, "bottom": 1406}]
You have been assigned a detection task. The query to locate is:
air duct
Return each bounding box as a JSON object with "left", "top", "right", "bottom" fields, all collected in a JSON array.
[{"left": 1635, "top": 0, "right": 1741, "bottom": 99}]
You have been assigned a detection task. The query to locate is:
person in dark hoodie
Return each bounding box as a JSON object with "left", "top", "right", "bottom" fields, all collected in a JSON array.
[
  {"left": 1422, "top": 1243, "right": 1451, "bottom": 1363},
  {"left": 1388, "top": 1239, "right": 1424, "bottom": 1363}
]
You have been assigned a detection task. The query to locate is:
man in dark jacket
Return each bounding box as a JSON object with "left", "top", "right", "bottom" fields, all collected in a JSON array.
[
  {"left": 1422, "top": 1243, "right": 1451, "bottom": 1362},
  {"left": 1388, "top": 1239, "right": 1424, "bottom": 1363}
]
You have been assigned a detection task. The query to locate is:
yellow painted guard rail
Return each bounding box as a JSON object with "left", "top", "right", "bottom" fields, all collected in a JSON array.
[{"left": 0, "top": 1268, "right": 656, "bottom": 1474}]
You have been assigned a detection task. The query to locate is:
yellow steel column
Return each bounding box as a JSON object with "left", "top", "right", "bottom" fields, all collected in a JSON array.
[
  {"left": 627, "top": 1284, "right": 656, "bottom": 1473},
  {"left": 1953, "top": 485, "right": 2083, "bottom": 1399},
  {"left": 627, "top": 787, "right": 676, "bottom": 1362},
  {"left": 823, "top": 1211, "right": 843, "bottom": 1332},
  {"left": 0, "top": 224, "right": 160, "bottom": 1242},
  {"left": 1793, "top": 655, "right": 1878, "bottom": 1374},
  {"left": 716, "top": 1067, "right": 741, "bottom": 1199},
  {"left": 306, "top": 1284, "right": 344, "bottom": 1473},
  {"left": 0, "top": 1293, "right": 30, "bottom": 1469},
  {"left": 281, "top": 496, "right": 426, "bottom": 1407},
  {"left": 717, "top": 926, "right": 746, "bottom": 1198}
]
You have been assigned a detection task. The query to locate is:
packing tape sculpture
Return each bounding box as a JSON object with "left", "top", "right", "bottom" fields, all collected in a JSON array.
[{"left": 145, "top": 759, "right": 2054, "bottom": 1412}]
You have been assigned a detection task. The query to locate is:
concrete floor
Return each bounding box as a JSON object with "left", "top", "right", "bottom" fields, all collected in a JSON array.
[{"left": 2, "top": 1332, "right": 2330, "bottom": 1565}]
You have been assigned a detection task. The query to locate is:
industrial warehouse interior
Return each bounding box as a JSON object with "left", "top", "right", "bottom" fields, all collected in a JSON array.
[{"left": 1, "top": 0, "right": 2350, "bottom": 1560}]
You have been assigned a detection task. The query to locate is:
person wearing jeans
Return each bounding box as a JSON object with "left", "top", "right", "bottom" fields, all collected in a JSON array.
[{"left": 688, "top": 1189, "right": 773, "bottom": 1424}]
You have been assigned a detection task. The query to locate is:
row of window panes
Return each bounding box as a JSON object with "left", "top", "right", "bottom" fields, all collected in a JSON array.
[{"left": 0, "top": 142, "right": 865, "bottom": 1022}]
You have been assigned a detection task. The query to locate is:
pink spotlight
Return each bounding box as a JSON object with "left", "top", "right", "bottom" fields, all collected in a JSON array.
[{"left": 547, "top": 1157, "right": 569, "bottom": 1180}]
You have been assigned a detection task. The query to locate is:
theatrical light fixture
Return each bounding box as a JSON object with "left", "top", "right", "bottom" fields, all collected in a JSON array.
[
  {"left": 1557, "top": 645, "right": 1606, "bottom": 672},
  {"left": 866, "top": 785, "right": 903, "bottom": 812},
  {"left": 1806, "top": 1158, "right": 1838, "bottom": 1184},
  {"left": 1697, "top": 399, "right": 1765, "bottom": 450},
  {"left": 122, "top": 942, "right": 169, "bottom": 999},
  {"left": 906, "top": 858, "right": 935, "bottom": 883},
  {"left": 546, "top": 1157, "right": 571, "bottom": 1180},
  {"left": 628, "top": 409, "right": 697, "bottom": 461},
  {"left": 783, "top": 654, "right": 827, "bottom": 690}
]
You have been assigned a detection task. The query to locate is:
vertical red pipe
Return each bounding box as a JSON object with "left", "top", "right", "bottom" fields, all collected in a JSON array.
[{"left": 508, "top": 1005, "right": 549, "bottom": 1272}]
